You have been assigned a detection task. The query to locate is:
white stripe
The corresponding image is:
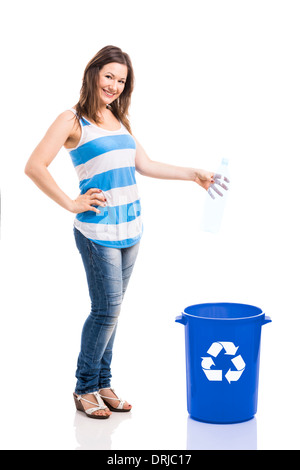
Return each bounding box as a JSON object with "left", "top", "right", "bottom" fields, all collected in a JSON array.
[
  {"left": 103, "top": 185, "right": 140, "bottom": 207},
  {"left": 80, "top": 125, "right": 124, "bottom": 145},
  {"left": 74, "top": 148, "right": 136, "bottom": 181},
  {"left": 74, "top": 216, "right": 143, "bottom": 242},
  {"left": 68, "top": 111, "right": 127, "bottom": 150}
]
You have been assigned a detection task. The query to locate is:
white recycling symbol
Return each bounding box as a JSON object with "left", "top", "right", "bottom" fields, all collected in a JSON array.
[{"left": 201, "top": 341, "right": 246, "bottom": 384}]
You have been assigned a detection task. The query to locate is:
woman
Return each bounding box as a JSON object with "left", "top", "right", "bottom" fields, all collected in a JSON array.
[{"left": 25, "top": 45, "right": 222, "bottom": 419}]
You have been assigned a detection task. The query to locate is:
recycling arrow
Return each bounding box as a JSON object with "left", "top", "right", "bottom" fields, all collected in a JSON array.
[
  {"left": 207, "top": 341, "right": 239, "bottom": 357},
  {"left": 201, "top": 357, "right": 215, "bottom": 369},
  {"left": 225, "top": 355, "right": 246, "bottom": 384},
  {"left": 201, "top": 357, "right": 222, "bottom": 381}
]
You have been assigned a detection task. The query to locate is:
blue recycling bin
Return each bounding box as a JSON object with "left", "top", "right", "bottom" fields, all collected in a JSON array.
[{"left": 176, "top": 303, "right": 271, "bottom": 424}]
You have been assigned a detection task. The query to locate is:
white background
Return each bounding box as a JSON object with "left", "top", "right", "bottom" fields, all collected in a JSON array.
[{"left": 0, "top": 0, "right": 299, "bottom": 450}]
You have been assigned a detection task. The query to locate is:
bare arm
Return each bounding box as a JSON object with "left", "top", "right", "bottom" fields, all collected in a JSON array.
[
  {"left": 25, "top": 111, "right": 106, "bottom": 213},
  {"left": 134, "top": 137, "right": 214, "bottom": 191}
]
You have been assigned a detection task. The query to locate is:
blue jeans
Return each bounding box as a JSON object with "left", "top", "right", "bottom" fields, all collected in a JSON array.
[{"left": 74, "top": 227, "right": 139, "bottom": 395}]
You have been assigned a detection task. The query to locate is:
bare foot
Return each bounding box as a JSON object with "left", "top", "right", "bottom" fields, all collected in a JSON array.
[
  {"left": 99, "top": 388, "right": 132, "bottom": 411},
  {"left": 79, "top": 393, "right": 112, "bottom": 417}
]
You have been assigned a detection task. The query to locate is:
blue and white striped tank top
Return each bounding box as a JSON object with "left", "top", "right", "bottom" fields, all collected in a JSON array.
[{"left": 67, "top": 108, "right": 143, "bottom": 248}]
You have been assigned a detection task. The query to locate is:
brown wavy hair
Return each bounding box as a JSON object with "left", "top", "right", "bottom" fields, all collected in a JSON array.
[{"left": 74, "top": 45, "right": 134, "bottom": 133}]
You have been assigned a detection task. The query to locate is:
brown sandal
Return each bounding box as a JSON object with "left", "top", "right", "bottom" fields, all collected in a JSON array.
[{"left": 73, "top": 392, "right": 110, "bottom": 419}]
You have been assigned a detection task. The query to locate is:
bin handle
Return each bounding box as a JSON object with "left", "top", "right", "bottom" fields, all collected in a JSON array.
[
  {"left": 175, "top": 314, "right": 187, "bottom": 325},
  {"left": 262, "top": 315, "right": 272, "bottom": 325}
]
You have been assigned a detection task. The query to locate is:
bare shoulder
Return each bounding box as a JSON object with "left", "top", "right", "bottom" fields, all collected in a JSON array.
[
  {"left": 56, "top": 109, "right": 81, "bottom": 149},
  {"left": 55, "top": 109, "right": 79, "bottom": 129}
]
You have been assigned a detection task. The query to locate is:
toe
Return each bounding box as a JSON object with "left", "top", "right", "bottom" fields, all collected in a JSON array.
[{"left": 94, "top": 409, "right": 111, "bottom": 417}]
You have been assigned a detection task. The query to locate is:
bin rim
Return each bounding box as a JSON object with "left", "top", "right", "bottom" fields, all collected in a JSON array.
[{"left": 182, "top": 302, "right": 265, "bottom": 321}]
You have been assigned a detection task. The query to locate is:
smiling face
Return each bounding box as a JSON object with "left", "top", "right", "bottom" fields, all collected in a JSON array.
[{"left": 98, "top": 62, "right": 128, "bottom": 107}]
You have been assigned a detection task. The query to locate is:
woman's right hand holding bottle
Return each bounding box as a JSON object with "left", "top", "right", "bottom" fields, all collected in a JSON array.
[{"left": 72, "top": 188, "right": 107, "bottom": 214}]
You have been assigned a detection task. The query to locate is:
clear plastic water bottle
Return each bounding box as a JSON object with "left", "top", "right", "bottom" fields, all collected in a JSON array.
[{"left": 201, "top": 158, "right": 230, "bottom": 233}]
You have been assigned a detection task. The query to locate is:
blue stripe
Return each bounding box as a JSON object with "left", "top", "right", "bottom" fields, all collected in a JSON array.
[
  {"left": 69, "top": 134, "right": 136, "bottom": 167},
  {"left": 79, "top": 166, "right": 136, "bottom": 193},
  {"left": 90, "top": 231, "right": 143, "bottom": 248},
  {"left": 76, "top": 200, "right": 141, "bottom": 225},
  {"left": 80, "top": 117, "right": 90, "bottom": 127}
]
